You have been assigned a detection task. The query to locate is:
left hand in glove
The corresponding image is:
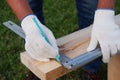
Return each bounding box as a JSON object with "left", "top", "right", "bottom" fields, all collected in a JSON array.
[
  {"left": 87, "top": 9, "right": 120, "bottom": 63},
  {"left": 21, "top": 15, "right": 59, "bottom": 62}
]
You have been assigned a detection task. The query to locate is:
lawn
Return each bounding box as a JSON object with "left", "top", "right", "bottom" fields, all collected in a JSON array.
[{"left": 0, "top": 0, "right": 120, "bottom": 80}]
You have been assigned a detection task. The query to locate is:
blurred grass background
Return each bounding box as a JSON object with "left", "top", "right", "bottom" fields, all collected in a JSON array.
[{"left": 0, "top": 0, "right": 120, "bottom": 80}]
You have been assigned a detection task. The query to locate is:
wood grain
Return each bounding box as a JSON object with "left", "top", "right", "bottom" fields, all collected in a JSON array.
[{"left": 108, "top": 54, "right": 120, "bottom": 80}]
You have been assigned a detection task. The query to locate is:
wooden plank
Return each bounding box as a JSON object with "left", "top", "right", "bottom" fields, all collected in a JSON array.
[
  {"left": 21, "top": 14, "right": 120, "bottom": 80},
  {"left": 108, "top": 54, "right": 120, "bottom": 80},
  {"left": 21, "top": 52, "right": 70, "bottom": 80},
  {"left": 58, "top": 27, "right": 91, "bottom": 59}
]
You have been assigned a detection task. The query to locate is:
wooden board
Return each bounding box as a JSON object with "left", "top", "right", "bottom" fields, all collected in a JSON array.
[
  {"left": 57, "top": 26, "right": 91, "bottom": 58},
  {"left": 21, "top": 14, "right": 120, "bottom": 80},
  {"left": 21, "top": 53, "right": 70, "bottom": 80},
  {"left": 108, "top": 54, "right": 120, "bottom": 80}
]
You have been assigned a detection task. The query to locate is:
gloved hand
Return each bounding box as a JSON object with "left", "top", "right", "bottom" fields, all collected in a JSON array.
[
  {"left": 87, "top": 9, "right": 120, "bottom": 63},
  {"left": 21, "top": 14, "right": 59, "bottom": 62}
]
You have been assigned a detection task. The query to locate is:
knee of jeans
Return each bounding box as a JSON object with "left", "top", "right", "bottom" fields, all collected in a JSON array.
[
  {"left": 27, "top": 0, "right": 44, "bottom": 24},
  {"left": 76, "top": 0, "right": 98, "bottom": 13},
  {"left": 76, "top": 0, "right": 98, "bottom": 28}
]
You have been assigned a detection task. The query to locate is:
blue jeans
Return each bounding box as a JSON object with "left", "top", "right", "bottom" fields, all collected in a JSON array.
[
  {"left": 75, "top": 0, "right": 98, "bottom": 29},
  {"left": 27, "top": 0, "right": 44, "bottom": 24},
  {"left": 75, "top": 0, "right": 102, "bottom": 73},
  {"left": 28, "top": 0, "right": 102, "bottom": 73}
]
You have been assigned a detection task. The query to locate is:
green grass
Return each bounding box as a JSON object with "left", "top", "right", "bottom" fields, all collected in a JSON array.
[{"left": 0, "top": 0, "right": 120, "bottom": 80}]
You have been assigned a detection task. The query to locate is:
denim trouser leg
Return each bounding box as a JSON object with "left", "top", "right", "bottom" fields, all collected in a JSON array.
[
  {"left": 75, "top": 0, "right": 98, "bottom": 29},
  {"left": 76, "top": 0, "right": 102, "bottom": 73},
  {"left": 27, "top": 0, "right": 44, "bottom": 24}
]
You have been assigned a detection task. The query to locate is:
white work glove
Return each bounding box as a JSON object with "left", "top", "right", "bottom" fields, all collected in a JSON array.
[
  {"left": 21, "top": 14, "right": 59, "bottom": 62},
  {"left": 87, "top": 9, "right": 120, "bottom": 63}
]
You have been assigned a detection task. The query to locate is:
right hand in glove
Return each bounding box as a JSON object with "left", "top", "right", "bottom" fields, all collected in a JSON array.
[
  {"left": 21, "top": 14, "right": 59, "bottom": 62},
  {"left": 87, "top": 10, "right": 120, "bottom": 63}
]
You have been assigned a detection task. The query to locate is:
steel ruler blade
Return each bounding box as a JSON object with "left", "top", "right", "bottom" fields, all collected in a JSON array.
[{"left": 3, "top": 21, "right": 26, "bottom": 39}]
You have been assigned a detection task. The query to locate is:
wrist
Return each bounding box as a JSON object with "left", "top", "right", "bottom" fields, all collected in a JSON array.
[
  {"left": 97, "top": 0, "right": 115, "bottom": 9},
  {"left": 93, "top": 9, "right": 115, "bottom": 25}
]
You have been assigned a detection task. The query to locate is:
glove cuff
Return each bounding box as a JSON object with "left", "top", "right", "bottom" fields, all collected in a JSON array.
[
  {"left": 21, "top": 14, "right": 41, "bottom": 35},
  {"left": 94, "top": 9, "right": 115, "bottom": 25}
]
